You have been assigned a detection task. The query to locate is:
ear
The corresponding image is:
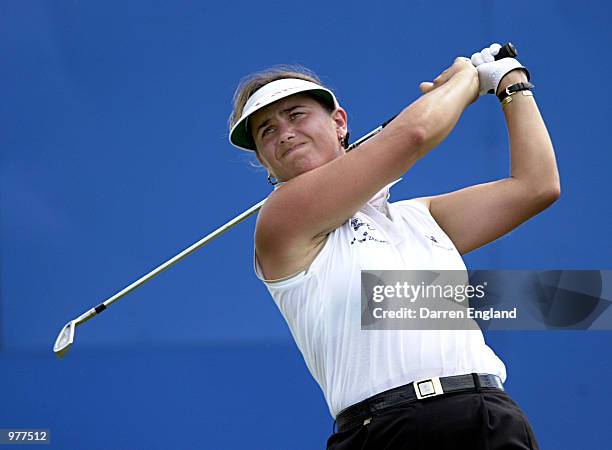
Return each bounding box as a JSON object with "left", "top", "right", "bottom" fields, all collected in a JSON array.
[{"left": 332, "top": 107, "right": 348, "bottom": 136}]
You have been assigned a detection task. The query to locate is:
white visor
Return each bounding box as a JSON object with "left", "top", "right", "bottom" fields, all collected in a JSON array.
[{"left": 229, "top": 78, "right": 339, "bottom": 151}]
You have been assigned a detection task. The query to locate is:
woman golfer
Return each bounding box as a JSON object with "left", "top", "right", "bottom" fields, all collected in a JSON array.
[{"left": 228, "top": 43, "right": 559, "bottom": 449}]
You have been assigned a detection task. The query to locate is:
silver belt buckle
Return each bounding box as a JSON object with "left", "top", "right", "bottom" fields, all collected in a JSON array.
[{"left": 413, "top": 376, "right": 444, "bottom": 399}]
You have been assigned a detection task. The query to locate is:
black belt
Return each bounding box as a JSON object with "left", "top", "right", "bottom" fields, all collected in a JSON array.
[{"left": 335, "top": 373, "right": 504, "bottom": 433}]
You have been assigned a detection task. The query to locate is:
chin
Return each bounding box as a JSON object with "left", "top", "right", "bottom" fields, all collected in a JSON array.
[{"left": 284, "top": 149, "right": 343, "bottom": 180}]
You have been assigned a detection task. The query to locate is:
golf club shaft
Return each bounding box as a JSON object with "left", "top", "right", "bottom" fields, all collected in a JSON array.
[
  {"left": 82, "top": 137, "right": 378, "bottom": 323},
  {"left": 68, "top": 42, "right": 518, "bottom": 326},
  {"left": 92, "top": 198, "right": 267, "bottom": 317}
]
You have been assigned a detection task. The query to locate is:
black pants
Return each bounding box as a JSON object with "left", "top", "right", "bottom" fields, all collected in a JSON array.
[{"left": 327, "top": 389, "right": 539, "bottom": 450}]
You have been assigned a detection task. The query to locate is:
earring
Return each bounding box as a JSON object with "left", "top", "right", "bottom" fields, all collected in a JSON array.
[
  {"left": 267, "top": 174, "right": 278, "bottom": 186},
  {"left": 339, "top": 135, "right": 346, "bottom": 149}
]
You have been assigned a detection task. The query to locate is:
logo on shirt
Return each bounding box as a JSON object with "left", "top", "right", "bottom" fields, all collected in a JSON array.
[
  {"left": 425, "top": 234, "right": 454, "bottom": 251},
  {"left": 350, "top": 218, "right": 388, "bottom": 245}
]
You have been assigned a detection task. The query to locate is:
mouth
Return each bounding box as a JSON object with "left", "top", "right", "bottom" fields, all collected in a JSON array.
[{"left": 280, "top": 143, "right": 305, "bottom": 159}]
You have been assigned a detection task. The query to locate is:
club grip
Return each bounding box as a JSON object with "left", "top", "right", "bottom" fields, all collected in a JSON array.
[{"left": 495, "top": 42, "right": 517, "bottom": 60}]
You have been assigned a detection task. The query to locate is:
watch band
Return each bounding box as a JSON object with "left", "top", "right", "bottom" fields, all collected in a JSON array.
[{"left": 497, "top": 81, "right": 534, "bottom": 103}]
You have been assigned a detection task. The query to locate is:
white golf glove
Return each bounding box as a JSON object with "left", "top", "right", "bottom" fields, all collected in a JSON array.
[{"left": 471, "top": 43, "right": 529, "bottom": 96}]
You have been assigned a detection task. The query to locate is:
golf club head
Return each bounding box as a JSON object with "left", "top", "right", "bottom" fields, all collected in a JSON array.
[{"left": 54, "top": 320, "right": 75, "bottom": 358}]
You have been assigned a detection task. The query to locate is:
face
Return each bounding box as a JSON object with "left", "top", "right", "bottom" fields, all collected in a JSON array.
[{"left": 249, "top": 93, "right": 348, "bottom": 182}]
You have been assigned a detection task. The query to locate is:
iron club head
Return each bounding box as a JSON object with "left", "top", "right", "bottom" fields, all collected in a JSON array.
[
  {"left": 53, "top": 307, "right": 101, "bottom": 358},
  {"left": 54, "top": 320, "right": 76, "bottom": 358}
]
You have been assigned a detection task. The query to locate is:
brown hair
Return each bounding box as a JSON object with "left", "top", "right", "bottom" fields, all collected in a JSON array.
[{"left": 228, "top": 65, "right": 336, "bottom": 151}]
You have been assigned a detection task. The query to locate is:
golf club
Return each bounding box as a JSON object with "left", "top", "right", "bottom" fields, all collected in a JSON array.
[{"left": 53, "top": 43, "right": 518, "bottom": 358}]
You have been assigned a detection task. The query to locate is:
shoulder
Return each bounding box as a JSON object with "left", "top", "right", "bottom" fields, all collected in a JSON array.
[{"left": 255, "top": 192, "right": 331, "bottom": 280}]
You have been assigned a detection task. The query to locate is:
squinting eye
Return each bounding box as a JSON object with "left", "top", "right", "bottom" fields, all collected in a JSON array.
[
  {"left": 290, "top": 112, "right": 304, "bottom": 120},
  {"left": 262, "top": 127, "right": 274, "bottom": 137}
]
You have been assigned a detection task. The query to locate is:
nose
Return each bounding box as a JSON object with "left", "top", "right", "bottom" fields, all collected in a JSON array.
[{"left": 278, "top": 121, "right": 296, "bottom": 144}]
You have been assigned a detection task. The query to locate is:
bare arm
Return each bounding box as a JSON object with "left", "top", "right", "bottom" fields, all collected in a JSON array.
[
  {"left": 422, "top": 70, "right": 561, "bottom": 255},
  {"left": 257, "top": 59, "right": 480, "bottom": 278}
]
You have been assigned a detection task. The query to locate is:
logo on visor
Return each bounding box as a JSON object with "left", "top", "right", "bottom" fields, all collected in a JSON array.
[{"left": 252, "top": 86, "right": 300, "bottom": 109}]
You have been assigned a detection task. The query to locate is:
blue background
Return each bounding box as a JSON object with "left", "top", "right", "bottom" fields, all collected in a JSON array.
[{"left": 1, "top": 0, "right": 611, "bottom": 448}]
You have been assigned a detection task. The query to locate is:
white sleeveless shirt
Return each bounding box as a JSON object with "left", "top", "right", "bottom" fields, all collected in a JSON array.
[{"left": 254, "top": 182, "right": 506, "bottom": 418}]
